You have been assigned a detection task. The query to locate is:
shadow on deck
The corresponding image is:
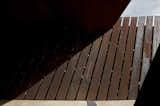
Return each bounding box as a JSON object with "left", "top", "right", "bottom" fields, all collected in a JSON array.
[{"left": 1, "top": 16, "right": 160, "bottom": 101}]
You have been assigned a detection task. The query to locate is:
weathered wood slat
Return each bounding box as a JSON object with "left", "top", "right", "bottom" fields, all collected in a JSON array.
[
  {"left": 108, "top": 17, "right": 129, "bottom": 100},
  {"left": 140, "top": 16, "right": 153, "bottom": 89},
  {"left": 87, "top": 19, "right": 121, "bottom": 100},
  {"left": 24, "top": 81, "right": 41, "bottom": 99},
  {"left": 66, "top": 44, "right": 92, "bottom": 100},
  {"left": 94, "top": 30, "right": 112, "bottom": 100},
  {"left": 152, "top": 16, "right": 160, "bottom": 59},
  {"left": 100, "top": 18, "right": 121, "bottom": 100},
  {"left": 46, "top": 62, "right": 68, "bottom": 99},
  {"left": 76, "top": 36, "right": 102, "bottom": 100},
  {"left": 56, "top": 53, "right": 80, "bottom": 100},
  {"left": 97, "top": 19, "right": 121, "bottom": 100},
  {"left": 128, "top": 17, "right": 145, "bottom": 100},
  {"left": 118, "top": 17, "right": 137, "bottom": 99},
  {"left": 35, "top": 70, "right": 56, "bottom": 99}
]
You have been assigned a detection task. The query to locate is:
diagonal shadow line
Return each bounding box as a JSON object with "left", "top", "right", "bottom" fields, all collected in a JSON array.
[
  {"left": 0, "top": 1, "right": 130, "bottom": 105},
  {"left": 1, "top": 19, "right": 113, "bottom": 100}
]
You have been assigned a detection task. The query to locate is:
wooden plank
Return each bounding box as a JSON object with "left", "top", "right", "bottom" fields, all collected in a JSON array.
[
  {"left": 118, "top": 17, "right": 137, "bottom": 99},
  {"left": 98, "top": 19, "right": 121, "bottom": 100},
  {"left": 128, "top": 16, "right": 145, "bottom": 100},
  {"left": 87, "top": 19, "right": 121, "bottom": 100},
  {"left": 46, "top": 61, "right": 68, "bottom": 99},
  {"left": 139, "top": 16, "right": 153, "bottom": 89},
  {"left": 35, "top": 70, "right": 56, "bottom": 99},
  {"left": 24, "top": 80, "right": 42, "bottom": 99},
  {"left": 85, "top": 29, "right": 112, "bottom": 100},
  {"left": 0, "top": 100, "right": 135, "bottom": 106},
  {"left": 55, "top": 53, "right": 80, "bottom": 100},
  {"left": 66, "top": 44, "right": 92, "bottom": 100},
  {"left": 108, "top": 17, "right": 129, "bottom": 100},
  {"left": 152, "top": 16, "right": 160, "bottom": 59},
  {"left": 81, "top": 29, "right": 110, "bottom": 99},
  {"left": 76, "top": 36, "right": 102, "bottom": 100}
]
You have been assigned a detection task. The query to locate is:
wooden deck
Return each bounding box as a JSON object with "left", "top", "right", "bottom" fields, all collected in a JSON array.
[{"left": 5, "top": 16, "right": 160, "bottom": 100}]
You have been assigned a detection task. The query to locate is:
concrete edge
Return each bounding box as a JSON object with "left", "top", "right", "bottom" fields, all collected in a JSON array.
[{"left": 0, "top": 100, "right": 135, "bottom": 106}]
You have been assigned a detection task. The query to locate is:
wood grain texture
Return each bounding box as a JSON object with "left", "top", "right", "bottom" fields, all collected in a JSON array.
[
  {"left": 128, "top": 17, "right": 145, "bottom": 100},
  {"left": 140, "top": 16, "right": 153, "bottom": 89},
  {"left": 66, "top": 44, "right": 92, "bottom": 100},
  {"left": 108, "top": 17, "right": 129, "bottom": 100},
  {"left": 87, "top": 18, "right": 121, "bottom": 100},
  {"left": 118, "top": 17, "right": 137, "bottom": 99},
  {"left": 56, "top": 53, "right": 80, "bottom": 100},
  {"left": 152, "top": 16, "right": 160, "bottom": 59},
  {"left": 94, "top": 30, "right": 112, "bottom": 100},
  {"left": 35, "top": 70, "right": 56, "bottom": 99},
  {"left": 76, "top": 37, "right": 102, "bottom": 100},
  {"left": 24, "top": 81, "right": 41, "bottom": 99},
  {"left": 46, "top": 62, "right": 68, "bottom": 99}
]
